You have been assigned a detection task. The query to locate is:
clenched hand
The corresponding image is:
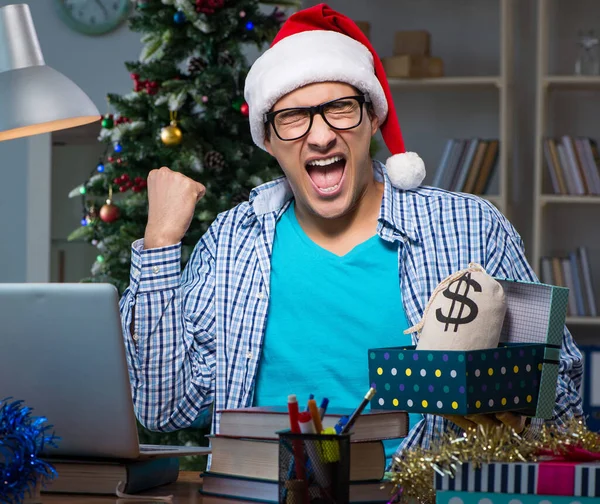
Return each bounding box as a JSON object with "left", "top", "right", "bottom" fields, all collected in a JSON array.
[{"left": 144, "top": 166, "right": 206, "bottom": 249}]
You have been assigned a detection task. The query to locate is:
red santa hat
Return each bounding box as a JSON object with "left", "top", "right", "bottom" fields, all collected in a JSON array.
[{"left": 244, "top": 3, "right": 425, "bottom": 190}]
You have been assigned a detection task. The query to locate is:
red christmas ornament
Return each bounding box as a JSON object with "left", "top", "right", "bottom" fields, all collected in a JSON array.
[
  {"left": 99, "top": 188, "right": 120, "bottom": 222},
  {"left": 100, "top": 202, "right": 120, "bottom": 222},
  {"left": 145, "top": 80, "right": 159, "bottom": 95},
  {"left": 196, "top": 0, "right": 224, "bottom": 14},
  {"left": 240, "top": 102, "right": 249, "bottom": 117},
  {"left": 107, "top": 156, "right": 114, "bottom": 163},
  {"left": 118, "top": 186, "right": 128, "bottom": 193}
]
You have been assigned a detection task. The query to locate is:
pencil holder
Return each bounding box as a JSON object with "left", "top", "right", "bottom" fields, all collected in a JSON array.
[{"left": 278, "top": 430, "right": 351, "bottom": 504}]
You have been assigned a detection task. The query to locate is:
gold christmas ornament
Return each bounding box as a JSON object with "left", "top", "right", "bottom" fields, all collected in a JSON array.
[{"left": 160, "top": 110, "right": 183, "bottom": 146}]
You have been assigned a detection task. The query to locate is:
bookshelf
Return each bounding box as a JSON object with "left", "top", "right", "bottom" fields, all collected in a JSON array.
[
  {"left": 387, "top": 0, "right": 514, "bottom": 217},
  {"left": 388, "top": 76, "right": 503, "bottom": 89},
  {"left": 532, "top": 0, "right": 600, "bottom": 331}
]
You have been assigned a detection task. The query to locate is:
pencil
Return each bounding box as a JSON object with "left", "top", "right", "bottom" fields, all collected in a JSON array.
[{"left": 340, "top": 387, "right": 376, "bottom": 435}]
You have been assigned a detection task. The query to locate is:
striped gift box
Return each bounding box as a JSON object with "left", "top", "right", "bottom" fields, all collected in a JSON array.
[
  {"left": 434, "top": 462, "right": 600, "bottom": 497},
  {"left": 436, "top": 490, "right": 599, "bottom": 504}
]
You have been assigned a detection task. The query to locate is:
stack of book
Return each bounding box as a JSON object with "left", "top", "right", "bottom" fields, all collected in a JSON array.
[{"left": 199, "top": 405, "right": 409, "bottom": 503}]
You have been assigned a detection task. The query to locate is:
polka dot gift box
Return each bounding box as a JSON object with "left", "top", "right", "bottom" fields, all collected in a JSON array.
[
  {"left": 368, "top": 342, "right": 545, "bottom": 416},
  {"left": 368, "top": 278, "right": 569, "bottom": 419}
]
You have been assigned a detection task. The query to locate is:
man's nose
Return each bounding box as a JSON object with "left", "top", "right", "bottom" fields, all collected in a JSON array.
[{"left": 306, "top": 114, "right": 336, "bottom": 151}]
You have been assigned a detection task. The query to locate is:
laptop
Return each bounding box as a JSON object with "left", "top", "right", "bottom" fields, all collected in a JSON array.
[{"left": 0, "top": 282, "right": 211, "bottom": 460}]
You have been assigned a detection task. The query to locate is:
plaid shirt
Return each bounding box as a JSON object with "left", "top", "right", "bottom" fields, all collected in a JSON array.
[{"left": 119, "top": 160, "right": 583, "bottom": 454}]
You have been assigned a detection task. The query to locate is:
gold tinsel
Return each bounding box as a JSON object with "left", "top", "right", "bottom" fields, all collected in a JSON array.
[{"left": 386, "top": 418, "right": 600, "bottom": 504}]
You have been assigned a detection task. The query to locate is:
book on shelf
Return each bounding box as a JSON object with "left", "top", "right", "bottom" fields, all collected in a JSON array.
[
  {"left": 543, "top": 136, "right": 600, "bottom": 195},
  {"left": 41, "top": 456, "right": 179, "bottom": 495},
  {"left": 200, "top": 405, "right": 409, "bottom": 502},
  {"left": 539, "top": 246, "right": 597, "bottom": 317},
  {"left": 432, "top": 138, "right": 499, "bottom": 195}
]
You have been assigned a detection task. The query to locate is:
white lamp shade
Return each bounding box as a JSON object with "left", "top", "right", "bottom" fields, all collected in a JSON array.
[{"left": 0, "top": 4, "right": 100, "bottom": 142}]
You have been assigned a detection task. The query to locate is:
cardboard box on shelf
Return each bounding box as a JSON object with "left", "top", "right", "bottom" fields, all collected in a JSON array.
[
  {"left": 382, "top": 54, "right": 444, "bottom": 78},
  {"left": 394, "top": 30, "right": 431, "bottom": 56}
]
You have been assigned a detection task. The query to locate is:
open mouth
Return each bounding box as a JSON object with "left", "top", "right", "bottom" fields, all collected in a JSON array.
[{"left": 305, "top": 155, "right": 347, "bottom": 196}]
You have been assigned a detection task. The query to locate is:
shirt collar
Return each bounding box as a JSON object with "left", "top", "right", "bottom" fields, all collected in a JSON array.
[{"left": 246, "top": 159, "right": 420, "bottom": 243}]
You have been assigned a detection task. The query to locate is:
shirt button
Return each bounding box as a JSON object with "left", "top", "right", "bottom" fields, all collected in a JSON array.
[
  {"left": 246, "top": 351, "right": 252, "bottom": 359},
  {"left": 257, "top": 292, "right": 264, "bottom": 299},
  {"left": 152, "top": 266, "right": 160, "bottom": 274},
  {"left": 132, "top": 333, "right": 139, "bottom": 341}
]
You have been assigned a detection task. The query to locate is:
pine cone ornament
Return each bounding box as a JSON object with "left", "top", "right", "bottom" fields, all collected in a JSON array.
[
  {"left": 231, "top": 188, "right": 251, "bottom": 206},
  {"left": 218, "top": 50, "right": 235, "bottom": 67},
  {"left": 204, "top": 151, "right": 226, "bottom": 172},
  {"left": 188, "top": 57, "right": 207, "bottom": 74}
]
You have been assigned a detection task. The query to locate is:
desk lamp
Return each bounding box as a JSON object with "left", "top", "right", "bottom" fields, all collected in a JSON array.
[{"left": 0, "top": 3, "right": 100, "bottom": 142}]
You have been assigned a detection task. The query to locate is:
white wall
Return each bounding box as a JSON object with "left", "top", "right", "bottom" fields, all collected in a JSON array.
[
  {"left": 0, "top": 0, "right": 141, "bottom": 282},
  {"left": 50, "top": 143, "right": 104, "bottom": 283},
  {"left": 0, "top": 137, "right": 28, "bottom": 282}
]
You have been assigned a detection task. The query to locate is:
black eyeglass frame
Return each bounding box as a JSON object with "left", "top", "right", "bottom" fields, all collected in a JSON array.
[{"left": 263, "top": 94, "right": 371, "bottom": 142}]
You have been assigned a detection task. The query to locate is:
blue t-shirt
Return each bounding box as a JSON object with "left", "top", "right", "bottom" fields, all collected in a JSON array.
[{"left": 253, "top": 201, "right": 420, "bottom": 463}]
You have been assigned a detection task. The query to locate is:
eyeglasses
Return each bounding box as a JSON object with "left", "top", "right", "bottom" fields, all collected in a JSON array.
[{"left": 264, "top": 94, "right": 370, "bottom": 141}]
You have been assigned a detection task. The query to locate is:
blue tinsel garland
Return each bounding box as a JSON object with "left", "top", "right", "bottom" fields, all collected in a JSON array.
[{"left": 0, "top": 398, "right": 60, "bottom": 504}]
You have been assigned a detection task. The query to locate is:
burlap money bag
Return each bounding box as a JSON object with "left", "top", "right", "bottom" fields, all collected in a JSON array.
[{"left": 408, "top": 263, "right": 507, "bottom": 351}]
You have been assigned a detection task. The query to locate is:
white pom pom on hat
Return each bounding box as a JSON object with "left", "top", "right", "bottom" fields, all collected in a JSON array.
[{"left": 244, "top": 3, "right": 426, "bottom": 190}]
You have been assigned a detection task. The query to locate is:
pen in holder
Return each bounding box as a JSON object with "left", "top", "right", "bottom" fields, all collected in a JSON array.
[{"left": 278, "top": 430, "right": 351, "bottom": 504}]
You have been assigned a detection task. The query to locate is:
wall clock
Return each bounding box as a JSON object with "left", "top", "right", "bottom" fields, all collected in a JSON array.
[{"left": 54, "top": 0, "right": 132, "bottom": 36}]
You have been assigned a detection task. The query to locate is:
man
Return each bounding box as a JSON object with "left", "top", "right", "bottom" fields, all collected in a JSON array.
[{"left": 119, "top": 4, "right": 583, "bottom": 463}]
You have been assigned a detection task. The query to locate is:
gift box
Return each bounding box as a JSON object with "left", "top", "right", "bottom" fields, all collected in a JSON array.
[
  {"left": 434, "top": 461, "right": 600, "bottom": 497},
  {"left": 369, "top": 342, "right": 544, "bottom": 416},
  {"left": 369, "top": 279, "right": 568, "bottom": 419},
  {"left": 436, "top": 490, "right": 598, "bottom": 504}
]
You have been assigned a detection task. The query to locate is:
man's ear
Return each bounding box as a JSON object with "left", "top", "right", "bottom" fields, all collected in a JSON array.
[
  {"left": 264, "top": 135, "right": 274, "bottom": 156},
  {"left": 370, "top": 113, "right": 379, "bottom": 137},
  {"left": 263, "top": 126, "right": 275, "bottom": 156}
]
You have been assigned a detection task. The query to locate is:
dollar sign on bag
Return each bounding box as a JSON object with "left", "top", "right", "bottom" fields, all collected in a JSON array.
[{"left": 436, "top": 272, "right": 482, "bottom": 332}]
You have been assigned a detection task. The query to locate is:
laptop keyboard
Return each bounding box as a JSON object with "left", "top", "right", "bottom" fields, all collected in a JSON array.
[{"left": 140, "top": 445, "right": 180, "bottom": 452}]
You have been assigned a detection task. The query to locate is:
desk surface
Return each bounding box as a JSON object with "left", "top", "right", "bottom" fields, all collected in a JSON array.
[{"left": 41, "top": 471, "right": 203, "bottom": 503}]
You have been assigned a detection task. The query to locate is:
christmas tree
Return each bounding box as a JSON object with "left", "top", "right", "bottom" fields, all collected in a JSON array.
[{"left": 67, "top": 0, "right": 298, "bottom": 470}]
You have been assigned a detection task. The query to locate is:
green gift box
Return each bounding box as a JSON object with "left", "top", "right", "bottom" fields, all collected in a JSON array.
[
  {"left": 368, "top": 342, "right": 544, "bottom": 416},
  {"left": 368, "top": 279, "right": 568, "bottom": 419}
]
